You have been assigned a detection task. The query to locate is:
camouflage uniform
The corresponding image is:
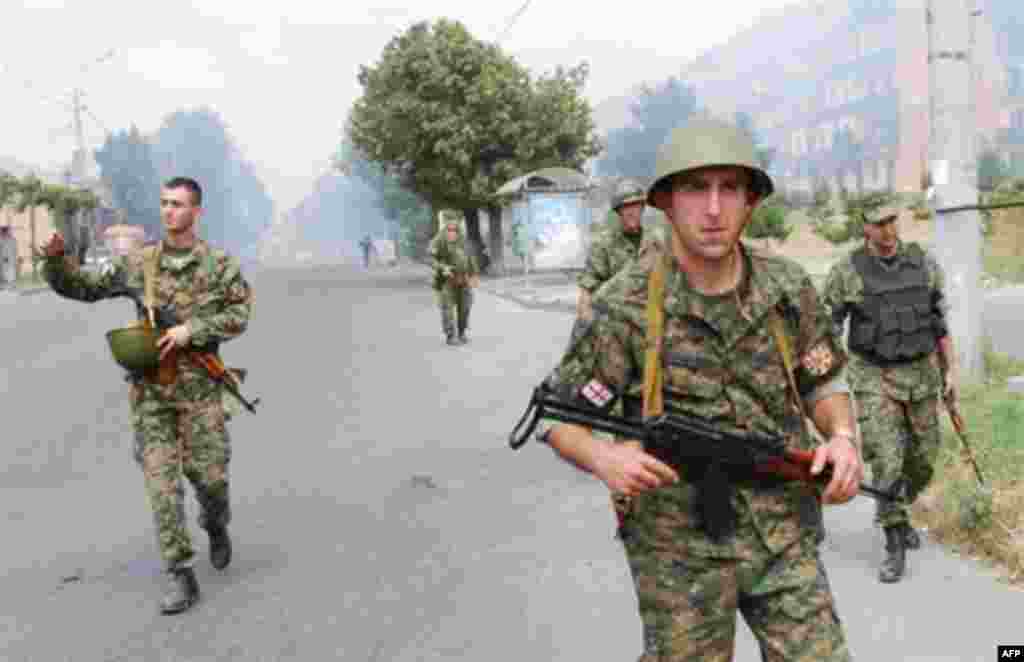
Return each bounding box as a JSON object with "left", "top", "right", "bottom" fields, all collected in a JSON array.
[
  {"left": 41, "top": 240, "right": 252, "bottom": 571},
  {"left": 544, "top": 237, "right": 852, "bottom": 661},
  {"left": 429, "top": 226, "right": 478, "bottom": 344},
  {"left": 577, "top": 221, "right": 644, "bottom": 296},
  {"left": 822, "top": 239, "right": 947, "bottom": 531}
]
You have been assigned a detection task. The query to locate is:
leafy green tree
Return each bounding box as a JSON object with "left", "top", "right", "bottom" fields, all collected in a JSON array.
[
  {"left": 347, "top": 18, "right": 601, "bottom": 268},
  {"left": 94, "top": 126, "right": 162, "bottom": 239},
  {"left": 596, "top": 77, "right": 698, "bottom": 180},
  {"left": 0, "top": 170, "right": 20, "bottom": 208},
  {"left": 810, "top": 189, "right": 896, "bottom": 245},
  {"left": 745, "top": 201, "right": 793, "bottom": 246}
]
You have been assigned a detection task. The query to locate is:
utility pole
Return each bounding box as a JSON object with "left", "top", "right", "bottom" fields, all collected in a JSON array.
[
  {"left": 71, "top": 88, "right": 88, "bottom": 185},
  {"left": 926, "top": 0, "right": 985, "bottom": 382}
]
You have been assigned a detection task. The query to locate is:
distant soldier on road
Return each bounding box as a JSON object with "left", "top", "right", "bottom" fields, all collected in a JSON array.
[
  {"left": 575, "top": 178, "right": 647, "bottom": 321},
  {"left": 538, "top": 119, "right": 862, "bottom": 660},
  {"left": 823, "top": 203, "right": 956, "bottom": 583},
  {"left": 430, "top": 216, "right": 479, "bottom": 346},
  {"left": 359, "top": 234, "right": 375, "bottom": 269},
  {"left": 37, "top": 176, "right": 253, "bottom": 614},
  {"left": 0, "top": 225, "right": 16, "bottom": 288}
]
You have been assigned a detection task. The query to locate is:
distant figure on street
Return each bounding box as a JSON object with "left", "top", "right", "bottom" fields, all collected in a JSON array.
[
  {"left": 37, "top": 176, "right": 253, "bottom": 615},
  {"left": 359, "top": 234, "right": 375, "bottom": 269},
  {"left": 429, "top": 218, "right": 479, "bottom": 345},
  {"left": 0, "top": 225, "right": 16, "bottom": 288}
]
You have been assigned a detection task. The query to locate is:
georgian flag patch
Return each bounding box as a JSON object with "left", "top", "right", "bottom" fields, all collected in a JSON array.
[{"left": 580, "top": 379, "right": 614, "bottom": 408}]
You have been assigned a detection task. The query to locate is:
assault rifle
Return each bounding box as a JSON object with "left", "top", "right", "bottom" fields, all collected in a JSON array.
[
  {"left": 111, "top": 287, "right": 260, "bottom": 414},
  {"left": 509, "top": 383, "right": 898, "bottom": 502}
]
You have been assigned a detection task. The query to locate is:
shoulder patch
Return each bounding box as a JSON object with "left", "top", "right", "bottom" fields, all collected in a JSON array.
[{"left": 580, "top": 379, "right": 616, "bottom": 409}]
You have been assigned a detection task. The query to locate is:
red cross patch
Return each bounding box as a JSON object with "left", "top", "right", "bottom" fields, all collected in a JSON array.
[{"left": 580, "top": 379, "right": 614, "bottom": 408}]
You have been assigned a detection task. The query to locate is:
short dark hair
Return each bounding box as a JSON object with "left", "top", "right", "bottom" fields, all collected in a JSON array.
[
  {"left": 658, "top": 167, "right": 762, "bottom": 204},
  {"left": 163, "top": 177, "right": 203, "bottom": 206}
]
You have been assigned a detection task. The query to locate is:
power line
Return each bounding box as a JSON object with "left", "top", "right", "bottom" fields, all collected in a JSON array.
[{"left": 496, "top": 0, "right": 533, "bottom": 44}]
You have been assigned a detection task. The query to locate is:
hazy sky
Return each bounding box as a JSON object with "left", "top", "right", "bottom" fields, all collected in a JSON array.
[{"left": 1, "top": 0, "right": 796, "bottom": 212}]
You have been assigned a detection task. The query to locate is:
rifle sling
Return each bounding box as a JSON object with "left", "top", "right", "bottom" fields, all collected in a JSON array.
[{"left": 641, "top": 252, "right": 737, "bottom": 541}]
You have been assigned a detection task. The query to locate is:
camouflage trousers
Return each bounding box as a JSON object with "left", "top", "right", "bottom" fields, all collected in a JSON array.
[
  {"left": 436, "top": 284, "right": 473, "bottom": 337},
  {"left": 856, "top": 390, "right": 940, "bottom": 527},
  {"left": 623, "top": 495, "right": 850, "bottom": 661},
  {"left": 131, "top": 384, "right": 232, "bottom": 571}
]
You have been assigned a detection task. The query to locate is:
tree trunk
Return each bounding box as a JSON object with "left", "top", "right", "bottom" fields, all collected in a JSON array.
[{"left": 486, "top": 204, "right": 505, "bottom": 276}]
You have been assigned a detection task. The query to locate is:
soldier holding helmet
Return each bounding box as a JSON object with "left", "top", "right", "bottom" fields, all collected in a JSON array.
[{"left": 37, "top": 176, "right": 252, "bottom": 615}]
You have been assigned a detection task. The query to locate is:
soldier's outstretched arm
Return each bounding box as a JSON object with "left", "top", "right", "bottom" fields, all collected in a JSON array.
[
  {"left": 35, "top": 232, "right": 127, "bottom": 303},
  {"left": 185, "top": 255, "right": 253, "bottom": 348}
]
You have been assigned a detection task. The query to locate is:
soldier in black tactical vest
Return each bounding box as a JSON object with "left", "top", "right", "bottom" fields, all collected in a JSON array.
[{"left": 823, "top": 203, "right": 958, "bottom": 583}]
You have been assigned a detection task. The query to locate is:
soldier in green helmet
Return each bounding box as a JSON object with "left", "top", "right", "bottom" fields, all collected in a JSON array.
[
  {"left": 536, "top": 118, "right": 862, "bottom": 660},
  {"left": 38, "top": 176, "right": 252, "bottom": 615},
  {"left": 576, "top": 178, "right": 648, "bottom": 320},
  {"left": 429, "top": 213, "right": 479, "bottom": 345},
  {"left": 823, "top": 203, "right": 955, "bottom": 583}
]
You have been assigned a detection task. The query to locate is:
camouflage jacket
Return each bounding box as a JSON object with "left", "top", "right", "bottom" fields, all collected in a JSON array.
[
  {"left": 429, "top": 233, "right": 478, "bottom": 289},
  {"left": 40, "top": 240, "right": 253, "bottom": 396},
  {"left": 577, "top": 223, "right": 643, "bottom": 293},
  {"left": 822, "top": 240, "right": 947, "bottom": 401},
  {"left": 546, "top": 239, "right": 848, "bottom": 558}
]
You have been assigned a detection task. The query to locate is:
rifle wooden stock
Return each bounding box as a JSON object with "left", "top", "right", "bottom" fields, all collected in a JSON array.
[{"left": 189, "top": 351, "right": 259, "bottom": 414}]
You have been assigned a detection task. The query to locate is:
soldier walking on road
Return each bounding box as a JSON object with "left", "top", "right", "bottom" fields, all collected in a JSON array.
[
  {"left": 537, "top": 119, "right": 863, "bottom": 660},
  {"left": 823, "top": 203, "right": 956, "bottom": 583},
  {"left": 576, "top": 178, "right": 647, "bottom": 321},
  {"left": 0, "top": 225, "right": 17, "bottom": 289},
  {"left": 430, "top": 216, "right": 479, "bottom": 346},
  {"left": 37, "top": 177, "right": 253, "bottom": 614},
  {"left": 359, "top": 234, "right": 374, "bottom": 269}
]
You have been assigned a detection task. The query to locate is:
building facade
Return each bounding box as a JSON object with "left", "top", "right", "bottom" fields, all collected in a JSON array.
[{"left": 678, "top": 0, "right": 1008, "bottom": 197}]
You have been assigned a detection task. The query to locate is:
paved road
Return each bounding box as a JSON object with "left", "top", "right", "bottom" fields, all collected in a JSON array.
[{"left": 1, "top": 264, "right": 1020, "bottom": 662}]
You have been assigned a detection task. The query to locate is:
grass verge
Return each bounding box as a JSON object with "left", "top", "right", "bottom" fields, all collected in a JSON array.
[{"left": 912, "top": 349, "right": 1024, "bottom": 587}]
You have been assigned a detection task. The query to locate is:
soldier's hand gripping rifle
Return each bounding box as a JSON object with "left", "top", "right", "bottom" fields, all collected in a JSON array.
[
  {"left": 509, "top": 383, "right": 899, "bottom": 503},
  {"left": 111, "top": 287, "right": 260, "bottom": 414}
]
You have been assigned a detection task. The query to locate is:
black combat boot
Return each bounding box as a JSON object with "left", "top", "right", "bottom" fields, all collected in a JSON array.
[
  {"left": 879, "top": 526, "right": 906, "bottom": 583},
  {"left": 457, "top": 325, "right": 468, "bottom": 344},
  {"left": 207, "top": 525, "right": 232, "bottom": 570},
  {"left": 160, "top": 567, "right": 200, "bottom": 614},
  {"left": 902, "top": 522, "right": 922, "bottom": 550}
]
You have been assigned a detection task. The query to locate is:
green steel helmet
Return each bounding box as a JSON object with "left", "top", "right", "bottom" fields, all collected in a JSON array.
[
  {"left": 647, "top": 118, "right": 774, "bottom": 206},
  {"left": 611, "top": 178, "right": 647, "bottom": 211},
  {"left": 864, "top": 203, "right": 904, "bottom": 225},
  {"left": 106, "top": 324, "right": 161, "bottom": 373}
]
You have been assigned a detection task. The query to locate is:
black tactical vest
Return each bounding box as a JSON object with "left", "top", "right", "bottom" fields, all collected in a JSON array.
[{"left": 848, "top": 243, "right": 938, "bottom": 364}]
